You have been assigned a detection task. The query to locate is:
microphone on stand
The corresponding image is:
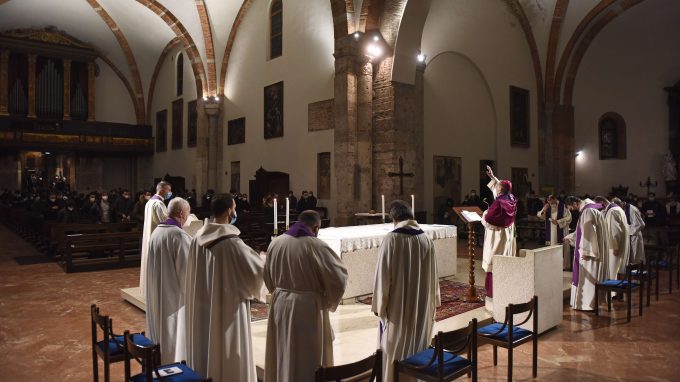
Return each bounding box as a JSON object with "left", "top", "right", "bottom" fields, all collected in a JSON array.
[{"left": 482, "top": 198, "right": 489, "bottom": 208}]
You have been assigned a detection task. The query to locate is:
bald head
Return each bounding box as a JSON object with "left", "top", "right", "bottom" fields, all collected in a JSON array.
[
  {"left": 298, "top": 210, "right": 321, "bottom": 229},
  {"left": 168, "top": 197, "right": 190, "bottom": 226}
]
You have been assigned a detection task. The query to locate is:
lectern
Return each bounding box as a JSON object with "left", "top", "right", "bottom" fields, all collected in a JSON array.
[{"left": 453, "top": 206, "right": 484, "bottom": 303}]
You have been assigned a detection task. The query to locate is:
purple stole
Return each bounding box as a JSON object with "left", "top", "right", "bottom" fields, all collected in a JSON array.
[
  {"left": 544, "top": 202, "right": 565, "bottom": 243},
  {"left": 151, "top": 194, "right": 163, "bottom": 202},
  {"left": 284, "top": 222, "right": 315, "bottom": 238},
  {"left": 161, "top": 217, "right": 182, "bottom": 229},
  {"left": 623, "top": 203, "right": 632, "bottom": 225},
  {"left": 572, "top": 203, "right": 602, "bottom": 286}
]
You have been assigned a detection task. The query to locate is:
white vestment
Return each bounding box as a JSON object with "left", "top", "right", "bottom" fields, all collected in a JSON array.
[
  {"left": 604, "top": 204, "right": 630, "bottom": 278},
  {"left": 145, "top": 223, "right": 191, "bottom": 363},
  {"left": 264, "top": 231, "right": 348, "bottom": 382},
  {"left": 184, "top": 223, "right": 264, "bottom": 382},
  {"left": 537, "top": 204, "right": 571, "bottom": 245},
  {"left": 569, "top": 202, "right": 608, "bottom": 311},
  {"left": 481, "top": 177, "right": 517, "bottom": 273},
  {"left": 140, "top": 196, "right": 168, "bottom": 298},
  {"left": 372, "top": 220, "right": 441, "bottom": 382},
  {"left": 627, "top": 204, "right": 646, "bottom": 262}
]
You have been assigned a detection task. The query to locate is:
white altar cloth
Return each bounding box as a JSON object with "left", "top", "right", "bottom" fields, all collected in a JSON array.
[{"left": 317, "top": 224, "right": 458, "bottom": 301}]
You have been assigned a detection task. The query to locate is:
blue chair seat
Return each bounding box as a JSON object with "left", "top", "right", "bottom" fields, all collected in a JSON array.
[
  {"left": 131, "top": 362, "right": 206, "bottom": 382},
  {"left": 599, "top": 279, "right": 639, "bottom": 288},
  {"left": 97, "top": 333, "right": 153, "bottom": 356},
  {"left": 402, "top": 348, "right": 471, "bottom": 376},
  {"left": 478, "top": 322, "right": 532, "bottom": 342}
]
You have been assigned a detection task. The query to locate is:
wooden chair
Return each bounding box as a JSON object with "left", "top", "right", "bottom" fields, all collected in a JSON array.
[
  {"left": 394, "top": 319, "right": 478, "bottom": 382},
  {"left": 315, "top": 349, "right": 382, "bottom": 382},
  {"left": 595, "top": 262, "right": 643, "bottom": 322},
  {"left": 647, "top": 243, "right": 679, "bottom": 293},
  {"left": 123, "top": 330, "right": 211, "bottom": 382},
  {"left": 632, "top": 254, "right": 659, "bottom": 306},
  {"left": 477, "top": 297, "right": 538, "bottom": 382},
  {"left": 91, "top": 304, "right": 152, "bottom": 382}
]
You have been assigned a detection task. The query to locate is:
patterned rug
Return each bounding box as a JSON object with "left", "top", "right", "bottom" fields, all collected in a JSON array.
[{"left": 249, "top": 280, "right": 486, "bottom": 322}]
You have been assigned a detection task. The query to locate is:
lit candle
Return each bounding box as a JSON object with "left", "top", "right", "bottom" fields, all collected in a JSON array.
[
  {"left": 411, "top": 194, "right": 415, "bottom": 213},
  {"left": 273, "top": 198, "right": 278, "bottom": 235},
  {"left": 381, "top": 194, "right": 385, "bottom": 223},
  {"left": 286, "top": 197, "right": 290, "bottom": 230}
]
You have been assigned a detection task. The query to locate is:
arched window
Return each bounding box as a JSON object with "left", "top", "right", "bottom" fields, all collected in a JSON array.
[
  {"left": 269, "top": 0, "right": 283, "bottom": 59},
  {"left": 176, "top": 52, "right": 184, "bottom": 97},
  {"left": 598, "top": 112, "right": 626, "bottom": 160}
]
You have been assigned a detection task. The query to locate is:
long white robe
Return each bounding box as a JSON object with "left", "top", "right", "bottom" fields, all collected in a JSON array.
[
  {"left": 569, "top": 202, "right": 608, "bottom": 311},
  {"left": 140, "top": 196, "right": 168, "bottom": 298},
  {"left": 628, "top": 204, "right": 646, "bottom": 263},
  {"left": 184, "top": 223, "right": 264, "bottom": 382},
  {"left": 372, "top": 220, "right": 441, "bottom": 382},
  {"left": 481, "top": 176, "right": 516, "bottom": 273},
  {"left": 264, "top": 232, "right": 348, "bottom": 382},
  {"left": 145, "top": 223, "right": 191, "bottom": 364},
  {"left": 537, "top": 204, "right": 571, "bottom": 245},
  {"left": 604, "top": 205, "right": 630, "bottom": 278}
]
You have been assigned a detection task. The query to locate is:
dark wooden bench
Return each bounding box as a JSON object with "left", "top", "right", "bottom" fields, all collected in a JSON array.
[
  {"left": 60, "top": 231, "right": 142, "bottom": 273},
  {"left": 46, "top": 222, "right": 138, "bottom": 258}
]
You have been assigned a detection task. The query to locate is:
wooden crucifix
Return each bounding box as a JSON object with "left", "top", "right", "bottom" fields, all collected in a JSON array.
[{"left": 388, "top": 156, "right": 415, "bottom": 196}]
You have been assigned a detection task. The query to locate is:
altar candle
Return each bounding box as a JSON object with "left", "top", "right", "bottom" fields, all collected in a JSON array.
[
  {"left": 381, "top": 194, "right": 385, "bottom": 222},
  {"left": 273, "top": 198, "right": 278, "bottom": 234},
  {"left": 411, "top": 194, "right": 415, "bottom": 213},
  {"left": 286, "top": 197, "right": 290, "bottom": 229}
]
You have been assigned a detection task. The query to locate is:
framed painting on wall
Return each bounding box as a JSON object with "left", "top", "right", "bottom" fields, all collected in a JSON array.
[
  {"left": 510, "top": 85, "right": 530, "bottom": 147},
  {"left": 264, "top": 81, "right": 284, "bottom": 139},
  {"left": 433, "top": 155, "right": 461, "bottom": 223},
  {"left": 317, "top": 152, "right": 331, "bottom": 199},
  {"left": 155, "top": 109, "right": 167, "bottom": 153},
  {"left": 228, "top": 117, "right": 246, "bottom": 145}
]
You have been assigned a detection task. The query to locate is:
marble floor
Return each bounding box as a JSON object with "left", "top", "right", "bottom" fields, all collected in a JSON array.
[{"left": 1, "top": 224, "right": 679, "bottom": 381}]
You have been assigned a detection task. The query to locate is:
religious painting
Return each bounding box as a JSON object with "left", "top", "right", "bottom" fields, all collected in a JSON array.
[
  {"left": 433, "top": 156, "right": 461, "bottom": 223},
  {"left": 264, "top": 81, "right": 284, "bottom": 139},
  {"left": 231, "top": 161, "right": 240, "bottom": 192},
  {"left": 509, "top": 85, "right": 530, "bottom": 147},
  {"left": 317, "top": 152, "right": 331, "bottom": 199},
  {"left": 187, "top": 100, "right": 197, "bottom": 148},
  {"left": 228, "top": 117, "right": 246, "bottom": 145},
  {"left": 598, "top": 112, "right": 626, "bottom": 159},
  {"left": 511, "top": 167, "right": 531, "bottom": 199},
  {"left": 155, "top": 109, "right": 167, "bottom": 153},
  {"left": 171, "top": 99, "right": 183, "bottom": 150}
]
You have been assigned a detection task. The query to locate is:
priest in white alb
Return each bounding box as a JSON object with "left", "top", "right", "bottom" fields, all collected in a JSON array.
[
  {"left": 595, "top": 196, "right": 630, "bottom": 278},
  {"left": 264, "top": 210, "right": 348, "bottom": 382},
  {"left": 372, "top": 200, "right": 440, "bottom": 382},
  {"left": 538, "top": 194, "right": 572, "bottom": 268},
  {"left": 621, "top": 198, "right": 646, "bottom": 262},
  {"left": 565, "top": 196, "right": 608, "bottom": 311},
  {"left": 184, "top": 195, "right": 264, "bottom": 382},
  {"left": 145, "top": 197, "right": 192, "bottom": 363},
  {"left": 481, "top": 165, "right": 517, "bottom": 307},
  {"left": 140, "top": 181, "right": 171, "bottom": 298}
]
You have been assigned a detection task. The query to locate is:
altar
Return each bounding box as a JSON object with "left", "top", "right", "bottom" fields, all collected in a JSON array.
[{"left": 317, "top": 223, "right": 457, "bottom": 301}]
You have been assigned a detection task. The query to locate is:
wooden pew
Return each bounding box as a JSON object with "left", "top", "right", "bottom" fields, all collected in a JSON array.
[
  {"left": 46, "top": 222, "right": 138, "bottom": 258},
  {"left": 60, "top": 231, "right": 142, "bottom": 273}
]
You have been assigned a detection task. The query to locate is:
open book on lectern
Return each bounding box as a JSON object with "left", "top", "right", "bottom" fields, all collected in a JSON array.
[{"left": 452, "top": 206, "right": 484, "bottom": 224}]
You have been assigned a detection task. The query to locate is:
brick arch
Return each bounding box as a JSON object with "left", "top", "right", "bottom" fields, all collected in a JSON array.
[
  {"left": 544, "top": 0, "right": 570, "bottom": 103},
  {"left": 552, "top": 0, "right": 616, "bottom": 103},
  {"left": 86, "top": 0, "right": 145, "bottom": 124},
  {"left": 146, "top": 37, "right": 182, "bottom": 124},
  {"left": 98, "top": 55, "right": 143, "bottom": 123},
  {"left": 218, "top": 0, "right": 254, "bottom": 96},
  {"left": 505, "top": 0, "right": 544, "bottom": 105},
  {"left": 136, "top": 0, "right": 207, "bottom": 97},
  {"left": 330, "top": 0, "right": 357, "bottom": 39},
  {"left": 562, "top": 0, "right": 646, "bottom": 106},
  {"left": 195, "top": 0, "right": 217, "bottom": 96}
]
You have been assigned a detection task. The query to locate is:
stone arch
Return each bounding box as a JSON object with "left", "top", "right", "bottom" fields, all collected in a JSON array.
[
  {"left": 195, "top": 0, "right": 217, "bottom": 96},
  {"left": 147, "top": 37, "right": 182, "bottom": 124},
  {"left": 329, "top": 0, "right": 356, "bottom": 40},
  {"left": 218, "top": 0, "right": 254, "bottom": 96}
]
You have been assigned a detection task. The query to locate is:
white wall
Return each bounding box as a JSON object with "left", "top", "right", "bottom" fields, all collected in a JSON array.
[
  {"left": 421, "top": 0, "right": 540, "bottom": 220},
  {"left": 573, "top": 0, "right": 680, "bottom": 197},
  {"left": 95, "top": 58, "right": 136, "bottom": 124},
  {"left": 149, "top": 47, "right": 199, "bottom": 191},
  {"left": 223, "top": 0, "right": 335, "bottom": 216}
]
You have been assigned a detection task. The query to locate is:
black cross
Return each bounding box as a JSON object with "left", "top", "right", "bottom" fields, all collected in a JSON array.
[{"left": 388, "top": 156, "right": 415, "bottom": 196}]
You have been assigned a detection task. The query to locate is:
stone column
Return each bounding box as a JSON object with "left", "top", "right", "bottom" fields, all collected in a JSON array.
[
  {"left": 204, "top": 99, "right": 221, "bottom": 191},
  {"left": 62, "top": 59, "right": 71, "bottom": 120},
  {"left": 0, "top": 50, "right": 9, "bottom": 116},
  {"left": 27, "top": 54, "right": 36, "bottom": 118},
  {"left": 87, "top": 61, "right": 95, "bottom": 121},
  {"left": 333, "top": 36, "right": 359, "bottom": 226},
  {"left": 356, "top": 55, "right": 373, "bottom": 213},
  {"left": 196, "top": 99, "right": 209, "bottom": 201}
]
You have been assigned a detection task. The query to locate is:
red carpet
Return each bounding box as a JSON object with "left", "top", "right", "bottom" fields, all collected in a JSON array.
[{"left": 250, "top": 280, "right": 486, "bottom": 322}]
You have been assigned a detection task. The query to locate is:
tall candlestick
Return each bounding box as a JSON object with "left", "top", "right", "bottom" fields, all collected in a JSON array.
[
  {"left": 381, "top": 195, "right": 385, "bottom": 223},
  {"left": 273, "top": 198, "right": 278, "bottom": 235},
  {"left": 286, "top": 197, "right": 290, "bottom": 230},
  {"left": 411, "top": 194, "right": 415, "bottom": 213}
]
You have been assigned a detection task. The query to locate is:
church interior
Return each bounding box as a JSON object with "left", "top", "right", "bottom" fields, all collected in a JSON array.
[{"left": 1, "top": 0, "right": 679, "bottom": 381}]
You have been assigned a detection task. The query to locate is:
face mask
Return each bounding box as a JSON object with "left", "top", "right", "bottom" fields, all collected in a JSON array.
[
  {"left": 144, "top": 195, "right": 151, "bottom": 201},
  {"left": 123, "top": 195, "right": 130, "bottom": 199},
  {"left": 49, "top": 198, "right": 56, "bottom": 202},
  {"left": 63, "top": 196, "right": 68, "bottom": 200},
  {"left": 89, "top": 197, "right": 96, "bottom": 202},
  {"left": 164, "top": 192, "right": 172, "bottom": 200},
  {"left": 102, "top": 196, "right": 108, "bottom": 201},
  {"left": 649, "top": 197, "right": 655, "bottom": 201},
  {"left": 67, "top": 207, "right": 74, "bottom": 211},
  {"left": 230, "top": 210, "right": 238, "bottom": 225}
]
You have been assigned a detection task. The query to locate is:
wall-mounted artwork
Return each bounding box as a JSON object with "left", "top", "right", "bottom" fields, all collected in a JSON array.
[
  {"left": 155, "top": 109, "right": 167, "bottom": 153},
  {"left": 317, "top": 152, "right": 331, "bottom": 199},
  {"left": 510, "top": 85, "right": 530, "bottom": 147},
  {"left": 187, "top": 100, "right": 197, "bottom": 148},
  {"left": 171, "top": 99, "right": 183, "bottom": 150},
  {"left": 228, "top": 117, "right": 245, "bottom": 145},
  {"left": 264, "top": 81, "right": 284, "bottom": 139}
]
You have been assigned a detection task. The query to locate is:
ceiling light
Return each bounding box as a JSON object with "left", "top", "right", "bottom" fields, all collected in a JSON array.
[
  {"left": 366, "top": 43, "right": 382, "bottom": 58},
  {"left": 417, "top": 53, "right": 426, "bottom": 63}
]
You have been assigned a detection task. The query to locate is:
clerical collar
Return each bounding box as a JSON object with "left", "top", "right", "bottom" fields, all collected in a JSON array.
[
  {"left": 392, "top": 220, "right": 424, "bottom": 235},
  {"left": 151, "top": 194, "right": 163, "bottom": 201},
  {"left": 285, "top": 222, "right": 316, "bottom": 238},
  {"left": 162, "top": 218, "right": 182, "bottom": 229}
]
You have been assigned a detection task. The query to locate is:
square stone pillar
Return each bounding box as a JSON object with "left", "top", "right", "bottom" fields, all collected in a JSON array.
[{"left": 0, "top": 50, "right": 8, "bottom": 116}]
